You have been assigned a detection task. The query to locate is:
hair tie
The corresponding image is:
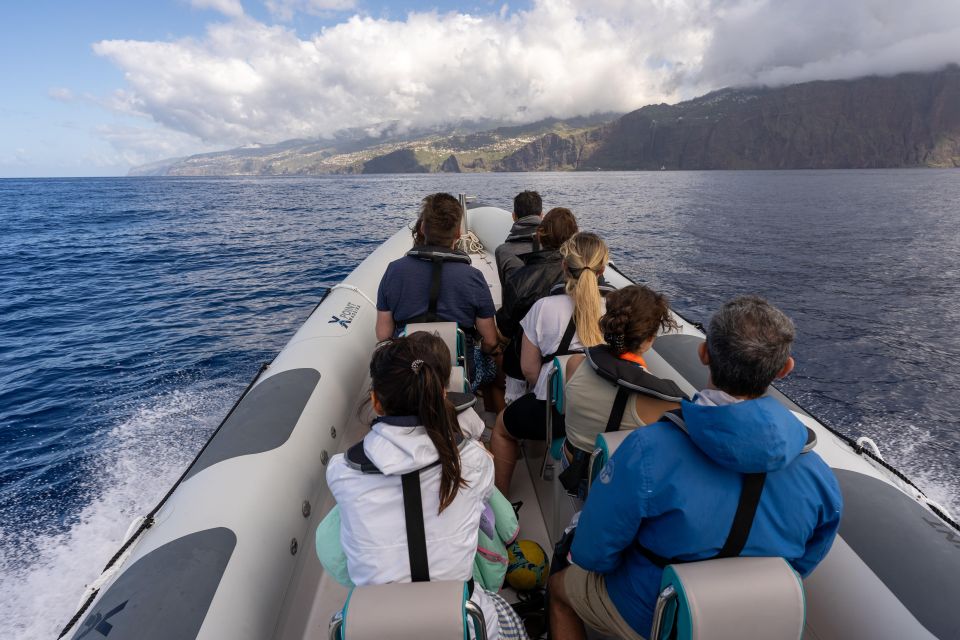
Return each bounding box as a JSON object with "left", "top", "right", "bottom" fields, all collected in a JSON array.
[
  {"left": 605, "top": 332, "right": 626, "bottom": 352},
  {"left": 410, "top": 359, "right": 424, "bottom": 373}
]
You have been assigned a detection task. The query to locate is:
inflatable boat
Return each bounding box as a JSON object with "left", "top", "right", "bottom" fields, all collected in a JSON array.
[{"left": 60, "top": 201, "right": 960, "bottom": 640}]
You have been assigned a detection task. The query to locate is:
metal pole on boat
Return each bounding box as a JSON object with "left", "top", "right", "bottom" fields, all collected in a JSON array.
[{"left": 458, "top": 193, "right": 469, "bottom": 233}]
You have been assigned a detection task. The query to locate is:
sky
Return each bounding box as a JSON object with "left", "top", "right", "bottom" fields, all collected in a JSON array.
[{"left": 2, "top": 0, "right": 959, "bottom": 177}]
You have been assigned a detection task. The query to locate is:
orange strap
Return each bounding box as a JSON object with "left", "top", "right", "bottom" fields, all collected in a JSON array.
[{"left": 618, "top": 352, "right": 647, "bottom": 368}]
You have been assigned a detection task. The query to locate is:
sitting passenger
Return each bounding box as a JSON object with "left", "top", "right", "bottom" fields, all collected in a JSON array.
[
  {"left": 497, "top": 207, "right": 579, "bottom": 398},
  {"left": 491, "top": 232, "right": 608, "bottom": 494},
  {"left": 559, "top": 285, "right": 685, "bottom": 492},
  {"left": 495, "top": 190, "right": 543, "bottom": 287},
  {"left": 548, "top": 296, "right": 843, "bottom": 640},
  {"left": 376, "top": 193, "right": 499, "bottom": 357},
  {"left": 326, "top": 334, "right": 527, "bottom": 640}
]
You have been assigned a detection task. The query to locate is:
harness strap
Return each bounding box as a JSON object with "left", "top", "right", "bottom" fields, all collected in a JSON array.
[
  {"left": 717, "top": 472, "right": 767, "bottom": 558},
  {"left": 605, "top": 387, "right": 631, "bottom": 433},
  {"left": 635, "top": 407, "right": 767, "bottom": 568},
  {"left": 426, "top": 256, "right": 443, "bottom": 322},
  {"left": 401, "top": 470, "right": 430, "bottom": 582},
  {"left": 541, "top": 316, "right": 578, "bottom": 364}
]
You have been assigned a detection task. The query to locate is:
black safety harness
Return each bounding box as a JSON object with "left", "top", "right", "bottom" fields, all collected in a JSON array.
[
  {"left": 403, "top": 246, "right": 472, "bottom": 325},
  {"left": 560, "top": 345, "right": 689, "bottom": 493},
  {"left": 585, "top": 346, "right": 689, "bottom": 434},
  {"left": 540, "top": 316, "right": 582, "bottom": 365},
  {"left": 345, "top": 420, "right": 473, "bottom": 594},
  {"left": 635, "top": 407, "right": 817, "bottom": 568},
  {"left": 504, "top": 229, "right": 541, "bottom": 253}
]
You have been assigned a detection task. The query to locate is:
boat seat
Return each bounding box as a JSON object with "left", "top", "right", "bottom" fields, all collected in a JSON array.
[
  {"left": 449, "top": 365, "right": 468, "bottom": 393},
  {"left": 541, "top": 355, "right": 576, "bottom": 479},
  {"left": 404, "top": 322, "right": 462, "bottom": 366},
  {"left": 448, "top": 391, "right": 477, "bottom": 413},
  {"left": 650, "top": 556, "right": 805, "bottom": 640},
  {"left": 328, "top": 581, "right": 486, "bottom": 640},
  {"left": 586, "top": 429, "right": 633, "bottom": 495}
]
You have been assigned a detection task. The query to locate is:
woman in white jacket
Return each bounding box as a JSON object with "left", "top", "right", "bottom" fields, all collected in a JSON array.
[{"left": 326, "top": 333, "right": 527, "bottom": 640}]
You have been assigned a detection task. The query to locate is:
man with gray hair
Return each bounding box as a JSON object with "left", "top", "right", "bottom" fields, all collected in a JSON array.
[{"left": 549, "top": 296, "right": 842, "bottom": 640}]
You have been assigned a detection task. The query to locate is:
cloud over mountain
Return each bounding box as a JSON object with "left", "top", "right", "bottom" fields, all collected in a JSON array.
[{"left": 92, "top": 0, "right": 960, "bottom": 157}]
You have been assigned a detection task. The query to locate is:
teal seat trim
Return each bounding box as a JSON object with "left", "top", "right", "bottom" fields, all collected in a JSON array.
[
  {"left": 339, "top": 587, "right": 355, "bottom": 640},
  {"left": 593, "top": 435, "right": 611, "bottom": 479},
  {"left": 657, "top": 566, "right": 689, "bottom": 640},
  {"left": 550, "top": 356, "right": 565, "bottom": 414},
  {"left": 550, "top": 437, "right": 565, "bottom": 461},
  {"left": 462, "top": 582, "right": 470, "bottom": 639}
]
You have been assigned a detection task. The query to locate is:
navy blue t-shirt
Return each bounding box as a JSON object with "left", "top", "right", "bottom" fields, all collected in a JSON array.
[{"left": 377, "top": 255, "right": 495, "bottom": 331}]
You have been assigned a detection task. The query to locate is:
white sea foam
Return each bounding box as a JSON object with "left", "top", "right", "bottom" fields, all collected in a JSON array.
[
  {"left": 867, "top": 417, "right": 960, "bottom": 521},
  {"left": 0, "top": 384, "right": 234, "bottom": 640}
]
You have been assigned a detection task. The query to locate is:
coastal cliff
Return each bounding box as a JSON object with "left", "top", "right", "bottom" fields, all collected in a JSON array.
[
  {"left": 499, "top": 67, "right": 960, "bottom": 171},
  {"left": 130, "top": 68, "right": 960, "bottom": 176}
]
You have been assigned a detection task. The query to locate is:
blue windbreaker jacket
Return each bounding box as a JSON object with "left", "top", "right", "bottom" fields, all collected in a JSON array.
[{"left": 571, "top": 395, "right": 843, "bottom": 635}]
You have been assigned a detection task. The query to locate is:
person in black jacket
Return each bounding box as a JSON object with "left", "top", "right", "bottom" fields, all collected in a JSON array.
[
  {"left": 496, "top": 207, "right": 578, "bottom": 388},
  {"left": 495, "top": 190, "right": 543, "bottom": 286}
]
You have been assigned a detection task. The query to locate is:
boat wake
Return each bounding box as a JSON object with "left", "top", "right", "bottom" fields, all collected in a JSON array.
[
  {"left": 861, "top": 415, "right": 960, "bottom": 521},
  {"left": 0, "top": 383, "right": 236, "bottom": 640}
]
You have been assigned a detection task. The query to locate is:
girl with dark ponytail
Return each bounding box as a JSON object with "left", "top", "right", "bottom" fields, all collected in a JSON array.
[
  {"left": 367, "top": 332, "right": 467, "bottom": 511},
  {"left": 326, "top": 333, "right": 526, "bottom": 639}
]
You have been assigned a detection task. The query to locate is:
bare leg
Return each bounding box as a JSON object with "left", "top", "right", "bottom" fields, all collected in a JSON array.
[
  {"left": 549, "top": 569, "right": 587, "bottom": 640},
  {"left": 490, "top": 353, "right": 506, "bottom": 414},
  {"left": 491, "top": 409, "right": 519, "bottom": 494}
]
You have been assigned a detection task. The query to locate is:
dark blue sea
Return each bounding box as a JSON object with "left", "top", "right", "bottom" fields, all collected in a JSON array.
[{"left": 2, "top": 171, "right": 959, "bottom": 637}]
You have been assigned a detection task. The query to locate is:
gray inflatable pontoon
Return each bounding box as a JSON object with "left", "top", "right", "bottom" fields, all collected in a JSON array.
[{"left": 61, "top": 203, "right": 960, "bottom": 640}]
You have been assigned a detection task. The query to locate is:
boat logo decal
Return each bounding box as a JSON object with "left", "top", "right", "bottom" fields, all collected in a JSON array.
[
  {"left": 599, "top": 459, "right": 615, "bottom": 484},
  {"left": 328, "top": 302, "right": 361, "bottom": 329},
  {"left": 923, "top": 516, "right": 960, "bottom": 550},
  {"left": 77, "top": 600, "right": 127, "bottom": 638}
]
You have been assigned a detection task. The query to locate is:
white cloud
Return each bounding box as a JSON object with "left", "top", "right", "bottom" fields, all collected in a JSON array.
[
  {"left": 190, "top": 0, "right": 244, "bottom": 18},
  {"left": 90, "top": 0, "right": 960, "bottom": 159},
  {"left": 93, "top": 123, "right": 221, "bottom": 167},
  {"left": 694, "top": 0, "right": 960, "bottom": 88}
]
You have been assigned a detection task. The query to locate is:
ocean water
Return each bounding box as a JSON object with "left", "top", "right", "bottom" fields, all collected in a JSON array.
[{"left": 1, "top": 171, "right": 958, "bottom": 637}]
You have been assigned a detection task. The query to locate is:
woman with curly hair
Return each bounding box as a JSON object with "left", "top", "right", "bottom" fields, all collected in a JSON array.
[{"left": 562, "top": 284, "right": 682, "bottom": 459}]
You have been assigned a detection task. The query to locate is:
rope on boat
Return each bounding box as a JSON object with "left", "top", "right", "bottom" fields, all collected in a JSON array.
[
  {"left": 457, "top": 231, "right": 485, "bottom": 255},
  {"left": 57, "top": 361, "right": 272, "bottom": 639},
  {"left": 329, "top": 283, "right": 376, "bottom": 308}
]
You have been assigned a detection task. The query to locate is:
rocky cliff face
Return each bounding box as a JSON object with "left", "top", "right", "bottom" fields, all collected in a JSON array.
[
  {"left": 440, "top": 154, "right": 461, "bottom": 173},
  {"left": 493, "top": 132, "right": 600, "bottom": 171},
  {"left": 362, "top": 148, "right": 429, "bottom": 173},
  {"left": 497, "top": 67, "right": 960, "bottom": 171}
]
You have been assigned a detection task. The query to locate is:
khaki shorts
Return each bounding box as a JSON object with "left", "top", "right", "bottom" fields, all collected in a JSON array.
[{"left": 563, "top": 564, "right": 645, "bottom": 640}]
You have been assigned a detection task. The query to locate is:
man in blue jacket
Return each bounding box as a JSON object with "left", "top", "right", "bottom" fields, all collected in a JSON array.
[{"left": 548, "top": 296, "right": 842, "bottom": 640}]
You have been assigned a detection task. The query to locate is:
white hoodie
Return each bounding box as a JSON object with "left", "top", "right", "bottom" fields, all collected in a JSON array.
[{"left": 326, "top": 415, "right": 499, "bottom": 638}]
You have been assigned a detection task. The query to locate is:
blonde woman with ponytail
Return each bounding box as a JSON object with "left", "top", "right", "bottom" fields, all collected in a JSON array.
[{"left": 491, "top": 232, "right": 610, "bottom": 494}]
